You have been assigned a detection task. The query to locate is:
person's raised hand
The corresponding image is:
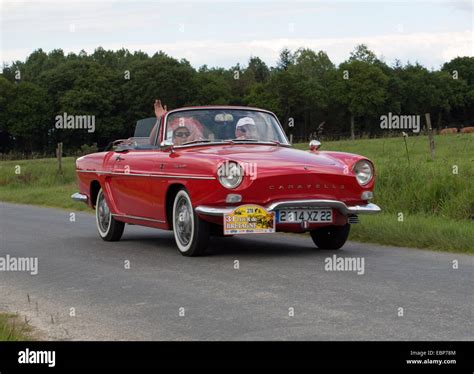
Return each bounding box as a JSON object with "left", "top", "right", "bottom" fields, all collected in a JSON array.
[{"left": 154, "top": 99, "right": 168, "bottom": 118}]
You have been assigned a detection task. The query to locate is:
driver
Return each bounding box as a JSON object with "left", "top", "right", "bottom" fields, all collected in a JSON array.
[
  {"left": 167, "top": 117, "right": 205, "bottom": 145},
  {"left": 172, "top": 126, "right": 191, "bottom": 146},
  {"left": 235, "top": 117, "right": 258, "bottom": 140},
  {"left": 154, "top": 99, "right": 205, "bottom": 145}
]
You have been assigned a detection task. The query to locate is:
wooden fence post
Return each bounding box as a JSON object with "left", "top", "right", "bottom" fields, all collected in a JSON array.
[
  {"left": 425, "top": 113, "right": 435, "bottom": 160},
  {"left": 56, "top": 142, "right": 63, "bottom": 174}
]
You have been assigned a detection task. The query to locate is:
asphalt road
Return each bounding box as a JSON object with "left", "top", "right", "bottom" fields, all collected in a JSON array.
[{"left": 0, "top": 202, "right": 472, "bottom": 341}]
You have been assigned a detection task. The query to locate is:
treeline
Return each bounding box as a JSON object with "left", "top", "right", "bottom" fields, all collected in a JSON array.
[{"left": 0, "top": 45, "right": 473, "bottom": 154}]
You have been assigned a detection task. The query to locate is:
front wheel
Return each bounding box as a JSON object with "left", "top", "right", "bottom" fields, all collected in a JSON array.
[
  {"left": 310, "top": 224, "right": 350, "bottom": 250},
  {"left": 95, "top": 188, "right": 125, "bottom": 241},
  {"left": 172, "top": 189, "right": 210, "bottom": 256}
]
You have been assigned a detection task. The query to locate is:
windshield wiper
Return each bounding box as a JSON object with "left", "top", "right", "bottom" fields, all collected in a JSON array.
[
  {"left": 229, "top": 138, "right": 287, "bottom": 146},
  {"left": 229, "top": 138, "right": 259, "bottom": 142},
  {"left": 181, "top": 139, "right": 214, "bottom": 146},
  {"left": 265, "top": 140, "right": 282, "bottom": 146}
]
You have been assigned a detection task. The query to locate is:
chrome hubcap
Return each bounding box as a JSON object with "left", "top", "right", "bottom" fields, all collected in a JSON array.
[
  {"left": 97, "top": 192, "right": 111, "bottom": 233},
  {"left": 175, "top": 196, "right": 192, "bottom": 246}
]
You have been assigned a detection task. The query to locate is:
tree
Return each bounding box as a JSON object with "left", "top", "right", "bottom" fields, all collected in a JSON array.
[
  {"left": 441, "top": 57, "right": 474, "bottom": 125},
  {"left": 349, "top": 44, "right": 378, "bottom": 64},
  {"left": 1, "top": 45, "right": 472, "bottom": 153},
  {"left": 276, "top": 48, "right": 294, "bottom": 71},
  {"left": 287, "top": 49, "right": 335, "bottom": 139},
  {"left": 442, "top": 57, "right": 474, "bottom": 85},
  {"left": 0, "top": 77, "right": 15, "bottom": 132},
  {"left": 432, "top": 70, "right": 471, "bottom": 129},
  {"left": 192, "top": 67, "right": 232, "bottom": 105},
  {"left": 332, "top": 60, "right": 389, "bottom": 139},
  {"left": 122, "top": 53, "right": 196, "bottom": 131},
  {"left": 5, "top": 82, "right": 53, "bottom": 151},
  {"left": 397, "top": 63, "right": 438, "bottom": 115},
  {"left": 246, "top": 57, "right": 270, "bottom": 83}
]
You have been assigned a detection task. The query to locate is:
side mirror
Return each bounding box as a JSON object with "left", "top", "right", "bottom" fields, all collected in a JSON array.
[
  {"left": 113, "top": 138, "right": 134, "bottom": 152},
  {"left": 309, "top": 139, "right": 321, "bottom": 151},
  {"left": 160, "top": 139, "right": 174, "bottom": 152}
]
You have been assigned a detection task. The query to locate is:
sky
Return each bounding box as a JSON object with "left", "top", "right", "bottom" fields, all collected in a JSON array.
[{"left": 1, "top": 0, "right": 473, "bottom": 69}]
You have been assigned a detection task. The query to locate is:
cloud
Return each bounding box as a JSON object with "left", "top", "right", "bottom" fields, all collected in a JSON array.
[
  {"left": 1, "top": 1, "right": 472, "bottom": 68},
  {"left": 5, "top": 30, "right": 468, "bottom": 68}
]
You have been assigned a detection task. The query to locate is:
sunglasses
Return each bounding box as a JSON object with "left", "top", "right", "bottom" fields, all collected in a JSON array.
[
  {"left": 174, "top": 131, "right": 190, "bottom": 138},
  {"left": 237, "top": 127, "right": 247, "bottom": 133}
]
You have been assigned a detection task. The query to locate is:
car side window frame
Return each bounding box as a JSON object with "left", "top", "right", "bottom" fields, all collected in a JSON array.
[{"left": 151, "top": 116, "right": 163, "bottom": 148}]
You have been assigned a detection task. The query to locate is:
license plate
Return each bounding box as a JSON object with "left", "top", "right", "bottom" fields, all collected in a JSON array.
[{"left": 277, "top": 209, "right": 333, "bottom": 223}]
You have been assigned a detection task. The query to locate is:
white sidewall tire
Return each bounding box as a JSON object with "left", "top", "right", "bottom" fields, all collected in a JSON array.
[
  {"left": 96, "top": 188, "right": 112, "bottom": 239},
  {"left": 173, "top": 190, "right": 195, "bottom": 254}
]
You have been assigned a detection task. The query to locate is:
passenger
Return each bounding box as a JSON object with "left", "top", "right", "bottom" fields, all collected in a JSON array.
[{"left": 235, "top": 117, "right": 258, "bottom": 140}]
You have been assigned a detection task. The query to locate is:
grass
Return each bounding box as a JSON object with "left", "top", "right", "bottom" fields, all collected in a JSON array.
[
  {"left": 0, "top": 134, "right": 473, "bottom": 253},
  {"left": 295, "top": 134, "right": 474, "bottom": 221},
  {"left": 0, "top": 157, "right": 89, "bottom": 212},
  {"left": 350, "top": 214, "right": 473, "bottom": 254},
  {"left": 0, "top": 313, "right": 33, "bottom": 341}
]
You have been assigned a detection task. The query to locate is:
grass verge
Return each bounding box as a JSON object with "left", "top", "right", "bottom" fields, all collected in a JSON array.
[
  {"left": 0, "top": 313, "right": 33, "bottom": 341},
  {"left": 0, "top": 157, "right": 90, "bottom": 212},
  {"left": 351, "top": 213, "right": 473, "bottom": 254}
]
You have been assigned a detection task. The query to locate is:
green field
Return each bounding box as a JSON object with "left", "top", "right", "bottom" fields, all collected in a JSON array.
[
  {"left": 0, "top": 157, "right": 89, "bottom": 211},
  {"left": 1, "top": 134, "right": 473, "bottom": 253}
]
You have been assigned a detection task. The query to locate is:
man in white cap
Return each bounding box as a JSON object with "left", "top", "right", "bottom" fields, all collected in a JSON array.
[{"left": 235, "top": 117, "right": 258, "bottom": 140}]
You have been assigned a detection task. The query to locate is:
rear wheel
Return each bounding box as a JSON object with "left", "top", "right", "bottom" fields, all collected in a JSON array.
[
  {"left": 95, "top": 188, "right": 125, "bottom": 241},
  {"left": 173, "top": 189, "right": 210, "bottom": 256},
  {"left": 310, "top": 224, "right": 350, "bottom": 250}
]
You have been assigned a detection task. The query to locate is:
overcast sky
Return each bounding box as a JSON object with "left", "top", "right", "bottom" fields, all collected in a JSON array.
[{"left": 1, "top": 0, "right": 473, "bottom": 69}]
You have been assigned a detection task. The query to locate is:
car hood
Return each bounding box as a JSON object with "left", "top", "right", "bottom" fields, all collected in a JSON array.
[{"left": 177, "top": 144, "right": 364, "bottom": 173}]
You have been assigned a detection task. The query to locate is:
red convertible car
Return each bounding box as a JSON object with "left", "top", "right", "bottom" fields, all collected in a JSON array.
[{"left": 72, "top": 106, "right": 380, "bottom": 256}]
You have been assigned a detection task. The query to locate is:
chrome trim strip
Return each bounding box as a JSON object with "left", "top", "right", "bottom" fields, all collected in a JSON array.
[
  {"left": 167, "top": 105, "right": 277, "bottom": 116},
  {"left": 111, "top": 214, "right": 166, "bottom": 223},
  {"left": 71, "top": 192, "right": 88, "bottom": 203},
  {"left": 195, "top": 200, "right": 381, "bottom": 217},
  {"left": 195, "top": 206, "right": 234, "bottom": 216},
  {"left": 77, "top": 170, "right": 215, "bottom": 180},
  {"left": 346, "top": 203, "right": 381, "bottom": 214}
]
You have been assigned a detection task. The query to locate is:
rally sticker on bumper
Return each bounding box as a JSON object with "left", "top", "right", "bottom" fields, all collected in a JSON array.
[{"left": 224, "top": 205, "right": 275, "bottom": 235}]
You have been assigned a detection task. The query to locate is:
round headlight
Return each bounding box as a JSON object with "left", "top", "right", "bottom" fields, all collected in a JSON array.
[
  {"left": 353, "top": 160, "right": 373, "bottom": 186},
  {"left": 217, "top": 161, "right": 243, "bottom": 189}
]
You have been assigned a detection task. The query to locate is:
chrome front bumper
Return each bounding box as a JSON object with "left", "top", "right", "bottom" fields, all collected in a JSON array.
[
  {"left": 71, "top": 192, "right": 88, "bottom": 203},
  {"left": 195, "top": 199, "right": 381, "bottom": 216}
]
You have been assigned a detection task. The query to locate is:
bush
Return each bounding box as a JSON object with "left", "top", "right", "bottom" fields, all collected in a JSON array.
[{"left": 79, "top": 143, "right": 98, "bottom": 156}]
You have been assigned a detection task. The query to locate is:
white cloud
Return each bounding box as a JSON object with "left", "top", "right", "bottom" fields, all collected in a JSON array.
[
  {"left": 4, "top": 30, "right": 467, "bottom": 68},
  {"left": 1, "top": 1, "right": 472, "bottom": 68}
]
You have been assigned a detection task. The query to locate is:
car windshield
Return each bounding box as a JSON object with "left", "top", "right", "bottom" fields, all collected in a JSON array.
[{"left": 164, "top": 109, "right": 289, "bottom": 146}]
